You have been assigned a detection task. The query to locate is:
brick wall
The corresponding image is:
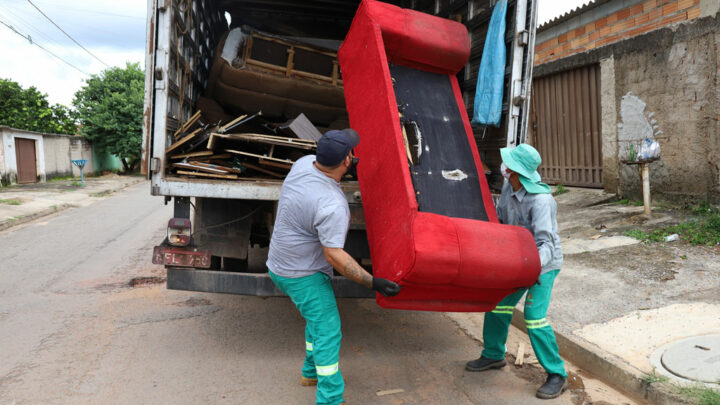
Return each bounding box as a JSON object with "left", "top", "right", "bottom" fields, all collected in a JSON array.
[{"left": 535, "top": 0, "right": 702, "bottom": 65}]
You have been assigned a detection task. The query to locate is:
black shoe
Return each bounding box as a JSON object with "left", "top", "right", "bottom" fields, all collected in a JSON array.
[
  {"left": 465, "top": 356, "right": 506, "bottom": 371},
  {"left": 536, "top": 374, "right": 568, "bottom": 399}
]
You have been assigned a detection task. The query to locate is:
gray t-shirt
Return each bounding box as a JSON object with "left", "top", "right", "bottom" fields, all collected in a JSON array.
[{"left": 266, "top": 155, "right": 350, "bottom": 278}]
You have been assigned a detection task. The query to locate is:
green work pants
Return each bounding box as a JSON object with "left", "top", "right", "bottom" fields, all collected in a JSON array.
[
  {"left": 482, "top": 270, "right": 566, "bottom": 377},
  {"left": 269, "top": 271, "right": 345, "bottom": 405}
]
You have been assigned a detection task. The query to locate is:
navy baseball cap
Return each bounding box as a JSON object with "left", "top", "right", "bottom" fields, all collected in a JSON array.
[{"left": 316, "top": 129, "right": 360, "bottom": 166}]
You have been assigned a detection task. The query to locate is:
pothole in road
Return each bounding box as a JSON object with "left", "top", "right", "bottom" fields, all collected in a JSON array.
[
  {"left": 128, "top": 276, "right": 166, "bottom": 287},
  {"left": 651, "top": 335, "right": 720, "bottom": 385}
]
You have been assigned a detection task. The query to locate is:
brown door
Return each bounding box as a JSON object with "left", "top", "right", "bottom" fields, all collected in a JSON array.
[
  {"left": 531, "top": 64, "right": 602, "bottom": 188},
  {"left": 15, "top": 138, "right": 38, "bottom": 184}
]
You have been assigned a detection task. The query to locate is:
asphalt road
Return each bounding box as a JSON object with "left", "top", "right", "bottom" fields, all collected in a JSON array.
[{"left": 0, "top": 183, "right": 578, "bottom": 404}]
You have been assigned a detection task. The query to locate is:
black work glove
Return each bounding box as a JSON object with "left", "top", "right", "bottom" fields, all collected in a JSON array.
[{"left": 372, "top": 277, "right": 401, "bottom": 297}]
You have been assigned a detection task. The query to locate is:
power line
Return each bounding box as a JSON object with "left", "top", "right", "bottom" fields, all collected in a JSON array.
[
  {"left": 0, "top": 17, "right": 89, "bottom": 76},
  {"left": 26, "top": 0, "right": 110, "bottom": 68}
]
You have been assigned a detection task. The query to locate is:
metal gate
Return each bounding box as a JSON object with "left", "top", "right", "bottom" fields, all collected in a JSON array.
[
  {"left": 15, "top": 138, "right": 37, "bottom": 184},
  {"left": 531, "top": 64, "right": 602, "bottom": 187}
]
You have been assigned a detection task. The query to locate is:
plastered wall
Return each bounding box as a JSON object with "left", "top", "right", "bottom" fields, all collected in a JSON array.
[
  {"left": 0, "top": 127, "right": 94, "bottom": 185},
  {"left": 612, "top": 18, "right": 719, "bottom": 201},
  {"left": 535, "top": 14, "right": 720, "bottom": 202}
]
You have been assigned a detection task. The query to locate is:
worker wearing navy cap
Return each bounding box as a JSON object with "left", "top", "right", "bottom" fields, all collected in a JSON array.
[
  {"left": 465, "top": 144, "right": 567, "bottom": 399},
  {"left": 267, "top": 128, "right": 401, "bottom": 405}
]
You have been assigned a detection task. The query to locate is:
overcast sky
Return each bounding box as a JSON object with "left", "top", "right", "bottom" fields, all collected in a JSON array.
[{"left": 0, "top": 0, "right": 590, "bottom": 107}]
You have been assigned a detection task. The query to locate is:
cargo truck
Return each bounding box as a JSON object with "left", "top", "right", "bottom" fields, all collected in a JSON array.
[{"left": 142, "top": 0, "right": 538, "bottom": 297}]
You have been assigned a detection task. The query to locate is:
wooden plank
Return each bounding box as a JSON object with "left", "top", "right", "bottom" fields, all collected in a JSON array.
[
  {"left": 218, "top": 114, "right": 249, "bottom": 134},
  {"left": 173, "top": 109, "right": 202, "bottom": 139},
  {"left": 172, "top": 162, "right": 229, "bottom": 175},
  {"left": 286, "top": 48, "right": 295, "bottom": 77},
  {"left": 250, "top": 32, "right": 338, "bottom": 58},
  {"left": 176, "top": 170, "right": 238, "bottom": 180},
  {"left": 183, "top": 161, "right": 234, "bottom": 173},
  {"left": 240, "top": 161, "right": 285, "bottom": 178},
  {"left": 169, "top": 150, "right": 213, "bottom": 159},
  {"left": 245, "top": 58, "right": 341, "bottom": 85},
  {"left": 225, "top": 149, "right": 295, "bottom": 167},
  {"left": 193, "top": 153, "right": 232, "bottom": 162},
  {"left": 210, "top": 132, "right": 316, "bottom": 150},
  {"left": 259, "top": 159, "right": 292, "bottom": 170},
  {"left": 515, "top": 342, "right": 526, "bottom": 366},
  {"left": 166, "top": 127, "right": 202, "bottom": 155}
]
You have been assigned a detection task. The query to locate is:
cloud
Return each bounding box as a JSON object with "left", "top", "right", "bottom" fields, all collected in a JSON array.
[{"left": 0, "top": 0, "right": 145, "bottom": 106}]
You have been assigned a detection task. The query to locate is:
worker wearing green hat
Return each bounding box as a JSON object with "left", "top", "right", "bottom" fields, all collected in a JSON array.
[{"left": 466, "top": 144, "right": 567, "bottom": 399}]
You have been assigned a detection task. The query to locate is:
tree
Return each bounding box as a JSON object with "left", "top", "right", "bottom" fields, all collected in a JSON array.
[
  {"left": 0, "top": 78, "right": 76, "bottom": 134},
  {"left": 73, "top": 62, "right": 144, "bottom": 172}
]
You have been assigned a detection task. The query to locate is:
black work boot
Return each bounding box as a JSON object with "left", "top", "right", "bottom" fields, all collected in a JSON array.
[
  {"left": 465, "top": 356, "right": 506, "bottom": 371},
  {"left": 536, "top": 373, "right": 568, "bottom": 399}
]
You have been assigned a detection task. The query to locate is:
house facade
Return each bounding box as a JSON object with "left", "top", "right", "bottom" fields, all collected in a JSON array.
[
  {"left": 0, "top": 126, "right": 95, "bottom": 186},
  {"left": 531, "top": 0, "right": 720, "bottom": 201}
]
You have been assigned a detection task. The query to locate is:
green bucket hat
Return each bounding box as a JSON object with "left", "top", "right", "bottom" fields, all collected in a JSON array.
[{"left": 500, "top": 144, "right": 551, "bottom": 194}]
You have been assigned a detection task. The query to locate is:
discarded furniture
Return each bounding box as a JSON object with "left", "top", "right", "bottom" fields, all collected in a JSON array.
[{"left": 339, "top": 0, "right": 540, "bottom": 312}]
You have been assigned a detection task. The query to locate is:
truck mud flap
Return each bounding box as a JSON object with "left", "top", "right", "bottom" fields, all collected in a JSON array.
[{"left": 166, "top": 268, "right": 375, "bottom": 298}]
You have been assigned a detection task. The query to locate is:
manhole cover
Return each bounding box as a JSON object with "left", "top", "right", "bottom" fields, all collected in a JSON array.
[{"left": 661, "top": 335, "right": 720, "bottom": 383}]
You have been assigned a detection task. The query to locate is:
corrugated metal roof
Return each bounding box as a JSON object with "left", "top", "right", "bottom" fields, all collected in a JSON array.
[{"left": 538, "top": 0, "right": 611, "bottom": 31}]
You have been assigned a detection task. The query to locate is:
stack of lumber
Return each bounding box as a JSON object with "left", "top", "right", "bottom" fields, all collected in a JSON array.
[{"left": 166, "top": 111, "right": 323, "bottom": 180}]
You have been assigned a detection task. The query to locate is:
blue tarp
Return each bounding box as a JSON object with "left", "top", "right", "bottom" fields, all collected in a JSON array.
[{"left": 471, "top": 0, "right": 508, "bottom": 127}]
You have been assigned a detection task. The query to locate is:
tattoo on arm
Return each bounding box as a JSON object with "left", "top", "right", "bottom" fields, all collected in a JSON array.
[{"left": 342, "top": 260, "right": 373, "bottom": 288}]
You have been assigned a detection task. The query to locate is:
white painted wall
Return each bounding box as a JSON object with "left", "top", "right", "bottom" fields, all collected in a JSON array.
[
  {"left": 1, "top": 129, "right": 46, "bottom": 183},
  {"left": 0, "top": 127, "right": 93, "bottom": 185}
]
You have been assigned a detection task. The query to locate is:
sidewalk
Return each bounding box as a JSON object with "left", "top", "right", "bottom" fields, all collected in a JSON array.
[
  {"left": 0, "top": 174, "right": 146, "bottom": 232},
  {"left": 449, "top": 187, "right": 720, "bottom": 405}
]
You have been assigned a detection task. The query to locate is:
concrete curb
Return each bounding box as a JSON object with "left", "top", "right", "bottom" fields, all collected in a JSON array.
[
  {"left": 0, "top": 177, "right": 145, "bottom": 232},
  {"left": 0, "top": 204, "right": 73, "bottom": 232},
  {"left": 509, "top": 309, "right": 691, "bottom": 405}
]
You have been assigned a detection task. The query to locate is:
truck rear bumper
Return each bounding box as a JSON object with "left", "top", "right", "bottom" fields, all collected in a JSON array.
[{"left": 167, "top": 268, "right": 375, "bottom": 298}]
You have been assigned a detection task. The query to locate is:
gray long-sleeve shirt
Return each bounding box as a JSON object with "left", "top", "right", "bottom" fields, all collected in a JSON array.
[{"left": 496, "top": 181, "right": 563, "bottom": 275}]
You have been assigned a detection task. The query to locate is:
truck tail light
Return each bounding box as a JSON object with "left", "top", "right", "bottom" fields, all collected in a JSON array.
[{"left": 167, "top": 218, "right": 191, "bottom": 246}]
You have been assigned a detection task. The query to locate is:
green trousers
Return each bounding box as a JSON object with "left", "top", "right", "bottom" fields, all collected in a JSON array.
[
  {"left": 269, "top": 271, "right": 345, "bottom": 405},
  {"left": 482, "top": 270, "right": 566, "bottom": 377}
]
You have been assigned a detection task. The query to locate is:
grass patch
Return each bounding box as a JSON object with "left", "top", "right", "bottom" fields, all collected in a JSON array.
[
  {"left": 613, "top": 198, "right": 645, "bottom": 206},
  {"left": 48, "top": 175, "right": 75, "bottom": 182},
  {"left": 0, "top": 198, "right": 22, "bottom": 205},
  {"left": 641, "top": 369, "right": 668, "bottom": 384},
  {"left": 89, "top": 190, "right": 111, "bottom": 198},
  {"left": 678, "top": 385, "right": 720, "bottom": 405},
  {"left": 70, "top": 181, "right": 82, "bottom": 187},
  {"left": 624, "top": 202, "right": 720, "bottom": 246},
  {"left": 553, "top": 184, "right": 568, "bottom": 196}
]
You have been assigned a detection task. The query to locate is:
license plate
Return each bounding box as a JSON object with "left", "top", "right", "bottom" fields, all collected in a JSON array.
[{"left": 152, "top": 246, "right": 211, "bottom": 268}]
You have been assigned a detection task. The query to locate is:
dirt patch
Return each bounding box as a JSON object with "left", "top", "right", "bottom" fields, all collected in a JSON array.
[
  {"left": 567, "top": 244, "right": 681, "bottom": 283},
  {"left": 128, "top": 277, "right": 166, "bottom": 287},
  {"left": 175, "top": 297, "right": 213, "bottom": 307}
]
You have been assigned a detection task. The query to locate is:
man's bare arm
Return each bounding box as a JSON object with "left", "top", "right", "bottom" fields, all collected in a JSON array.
[{"left": 322, "top": 246, "right": 372, "bottom": 288}]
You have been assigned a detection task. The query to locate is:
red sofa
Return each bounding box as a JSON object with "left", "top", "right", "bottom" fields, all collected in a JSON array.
[{"left": 339, "top": 0, "right": 541, "bottom": 312}]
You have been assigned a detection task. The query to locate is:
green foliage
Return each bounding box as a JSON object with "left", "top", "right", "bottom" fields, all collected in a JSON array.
[
  {"left": 641, "top": 369, "right": 668, "bottom": 384},
  {"left": 624, "top": 212, "right": 720, "bottom": 246},
  {"left": 678, "top": 385, "right": 720, "bottom": 405},
  {"left": 70, "top": 181, "right": 82, "bottom": 187},
  {"left": 73, "top": 62, "right": 144, "bottom": 172},
  {"left": 613, "top": 198, "right": 644, "bottom": 206},
  {"left": 48, "top": 175, "right": 75, "bottom": 182},
  {"left": 0, "top": 198, "right": 22, "bottom": 205},
  {"left": 0, "top": 78, "right": 76, "bottom": 134},
  {"left": 553, "top": 184, "right": 568, "bottom": 196}
]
